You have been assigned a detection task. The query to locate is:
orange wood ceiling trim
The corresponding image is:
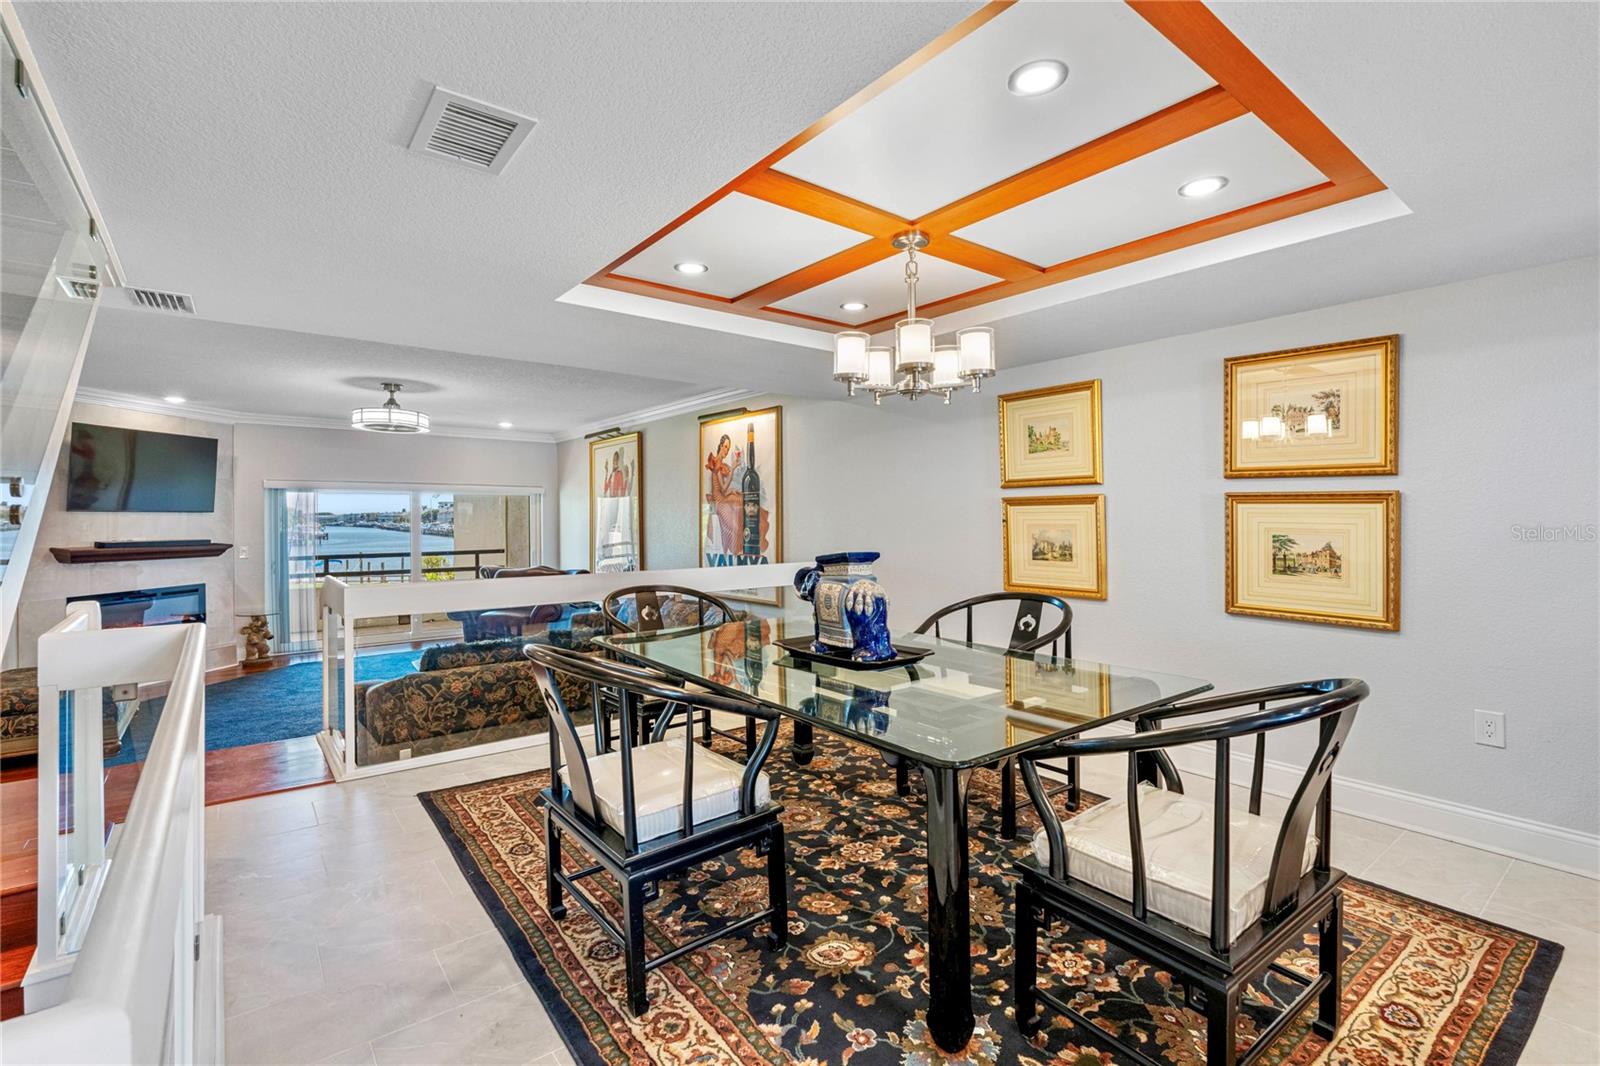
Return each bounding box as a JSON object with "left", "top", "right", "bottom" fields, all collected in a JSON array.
[
  {"left": 918, "top": 85, "right": 1246, "bottom": 234},
  {"left": 853, "top": 174, "right": 1387, "bottom": 331},
  {"left": 592, "top": 0, "right": 1386, "bottom": 335},
  {"left": 1127, "top": 0, "right": 1380, "bottom": 187}
]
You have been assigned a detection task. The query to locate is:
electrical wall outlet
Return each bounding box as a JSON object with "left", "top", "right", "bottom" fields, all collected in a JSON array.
[
  {"left": 1474, "top": 709, "right": 1506, "bottom": 748},
  {"left": 237, "top": 545, "right": 250, "bottom": 560}
]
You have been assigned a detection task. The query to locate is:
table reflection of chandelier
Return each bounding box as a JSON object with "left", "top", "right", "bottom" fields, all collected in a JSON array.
[{"left": 831, "top": 231, "right": 996, "bottom": 405}]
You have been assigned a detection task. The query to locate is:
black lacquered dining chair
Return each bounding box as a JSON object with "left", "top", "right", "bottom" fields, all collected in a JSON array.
[
  {"left": 599, "top": 584, "right": 743, "bottom": 750},
  {"left": 1013, "top": 678, "right": 1369, "bottom": 1066},
  {"left": 907, "top": 592, "right": 1075, "bottom": 838},
  {"left": 526, "top": 642, "right": 788, "bottom": 1016}
]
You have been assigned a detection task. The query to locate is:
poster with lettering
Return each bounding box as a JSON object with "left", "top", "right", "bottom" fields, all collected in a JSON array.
[{"left": 698, "top": 405, "right": 782, "bottom": 605}]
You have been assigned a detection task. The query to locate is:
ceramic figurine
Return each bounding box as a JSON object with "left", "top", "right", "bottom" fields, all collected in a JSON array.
[
  {"left": 793, "top": 551, "right": 895, "bottom": 663},
  {"left": 241, "top": 614, "right": 274, "bottom": 663}
]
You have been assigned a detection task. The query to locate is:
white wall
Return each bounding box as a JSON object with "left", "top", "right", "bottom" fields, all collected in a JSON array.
[
  {"left": 14, "top": 403, "right": 238, "bottom": 670},
  {"left": 558, "top": 257, "right": 1600, "bottom": 849}
]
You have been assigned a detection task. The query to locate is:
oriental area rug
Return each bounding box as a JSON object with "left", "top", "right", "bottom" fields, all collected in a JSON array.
[{"left": 420, "top": 726, "right": 1561, "bottom": 1066}]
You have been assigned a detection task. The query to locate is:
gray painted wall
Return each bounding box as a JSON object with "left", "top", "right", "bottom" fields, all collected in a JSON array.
[{"left": 558, "top": 257, "right": 1600, "bottom": 837}]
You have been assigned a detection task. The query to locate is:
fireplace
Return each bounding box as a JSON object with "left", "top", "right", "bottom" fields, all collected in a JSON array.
[{"left": 68, "top": 583, "right": 206, "bottom": 629}]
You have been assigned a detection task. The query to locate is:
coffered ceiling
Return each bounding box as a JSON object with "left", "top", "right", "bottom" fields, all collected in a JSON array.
[
  {"left": 12, "top": 0, "right": 1596, "bottom": 433},
  {"left": 586, "top": 1, "right": 1388, "bottom": 336}
]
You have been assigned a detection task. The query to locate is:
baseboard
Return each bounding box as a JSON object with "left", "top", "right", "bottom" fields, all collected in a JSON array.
[{"left": 1160, "top": 743, "right": 1599, "bottom": 879}]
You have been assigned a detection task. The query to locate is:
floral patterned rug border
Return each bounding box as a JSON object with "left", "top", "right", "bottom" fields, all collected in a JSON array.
[{"left": 420, "top": 729, "right": 1562, "bottom": 1066}]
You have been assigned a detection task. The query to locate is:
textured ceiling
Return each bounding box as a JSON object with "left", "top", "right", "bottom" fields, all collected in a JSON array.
[
  {"left": 15, "top": 0, "right": 1598, "bottom": 425},
  {"left": 78, "top": 309, "right": 717, "bottom": 439}
]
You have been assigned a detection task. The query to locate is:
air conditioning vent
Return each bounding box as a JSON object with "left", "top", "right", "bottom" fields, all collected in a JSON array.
[
  {"left": 127, "top": 287, "right": 196, "bottom": 314},
  {"left": 408, "top": 86, "right": 536, "bottom": 175}
]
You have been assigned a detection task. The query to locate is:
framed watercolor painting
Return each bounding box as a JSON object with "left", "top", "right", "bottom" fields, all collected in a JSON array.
[
  {"left": 1226, "top": 491, "right": 1400, "bottom": 630},
  {"left": 698, "top": 406, "right": 782, "bottom": 605},
  {"left": 1224, "top": 335, "right": 1398, "bottom": 477},
  {"left": 588, "top": 431, "right": 643, "bottom": 572},
  {"left": 1005, "top": 656, "right": 1111, "bottom": 724},
  {"left": 998, "top": 379, "right": 1102, "bottom": 487},
  {"left": 1002, "top": 494, "right": 1107, "bottom": 600}
]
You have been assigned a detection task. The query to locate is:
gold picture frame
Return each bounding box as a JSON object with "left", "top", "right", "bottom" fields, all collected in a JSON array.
[
  {"left": 1002, "top": 494, "right": 1107, "bottom": 600},
  {"left": 588, "top": 431, "right": 643, "bottom": 572},
  {"left": 1005, "top": 657, "right": 1112, "bottom": 727},
  {"left": 998, "top": 379, "right": 1103, "bottom": 487},
  {"left": 1226, "top": 491, "right": 1400, "bottom": 631},
  {"left": 1224, "top": 335, "right": 1398, "bottom": 478},
  {"left": 698, "top": 405, "right": 783, "bottom": 606}
]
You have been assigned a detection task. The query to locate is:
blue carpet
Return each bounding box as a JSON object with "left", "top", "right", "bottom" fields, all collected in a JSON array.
[{"left": 106, "top": 647, "right": 423, "bottom": 766}]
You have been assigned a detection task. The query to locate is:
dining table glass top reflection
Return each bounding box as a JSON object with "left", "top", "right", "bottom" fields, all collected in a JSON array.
[{"left": 595, "top": 615, "right": 1211, "bottom": 769}]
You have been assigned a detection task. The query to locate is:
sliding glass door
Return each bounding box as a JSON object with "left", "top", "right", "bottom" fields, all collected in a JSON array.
[{"left": 265, "top": 485, "right": 541, "bottom": 654}]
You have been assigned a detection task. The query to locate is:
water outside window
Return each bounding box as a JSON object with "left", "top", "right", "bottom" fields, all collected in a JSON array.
[{"left": 268, "top": 486, "right": 539, "bottom": 653}]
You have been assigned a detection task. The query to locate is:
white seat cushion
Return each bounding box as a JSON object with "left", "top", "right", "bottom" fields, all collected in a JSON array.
[
  {"left": 561, "top": 737, "right": 770, "bottom": 843},
  {"left": 1033, "top": 784, "right": 1315, "bottom": 942}
]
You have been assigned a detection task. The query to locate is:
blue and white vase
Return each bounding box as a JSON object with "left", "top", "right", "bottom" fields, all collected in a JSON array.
[{"left": 793, "top": 551, "right": 895, "bottom": 663}]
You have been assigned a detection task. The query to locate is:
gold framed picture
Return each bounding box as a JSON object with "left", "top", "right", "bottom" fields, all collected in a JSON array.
[
  {"left": 998, "top": 379, "right": 1103, "bottom": 487},
  {"left": 588, "top": 431, "right": 642, "bottom": 572},
  {"left": 1226, "top": 491, "right": 1400, "bottom": 631},
  {"left": 1224, "top": 335, "right": 1398, "bottom": 477},
  {"left": 1002, "top": 494, "right": 1107, "bottom": 600},
  {"left": 698, "top": 406, "right": 782, "bottom": 606}
]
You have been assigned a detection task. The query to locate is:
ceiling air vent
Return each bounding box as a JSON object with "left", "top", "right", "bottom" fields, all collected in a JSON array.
[
  {"left": 56, "top": 269, "right": 99, "bottom": 300},
  {"left": 127, "top": 287, "right": 196, "bottom": 314},
  {"left": 408, "top": 86, "right": 536, "bottom": 175}
]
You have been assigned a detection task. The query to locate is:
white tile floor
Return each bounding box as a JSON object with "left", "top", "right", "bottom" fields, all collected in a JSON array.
[{"left": 209, "top": 747, "right": 1600, "bottom": 1065}]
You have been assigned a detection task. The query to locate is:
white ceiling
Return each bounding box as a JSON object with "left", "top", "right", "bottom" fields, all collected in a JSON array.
[
  {"left": 14, "top": 1, "right": 1598, "bottom": 428},
  {"left": 954, "top": 113, "right": 1326, "bottom": 266},
  {"left": 76, "top": 307, "right": 721, "bottom": 440},
  {"left": 773, "top": 253, "right": 1000, "bottom": 325},
  {"left": 616, "top": 192, "right": 866, "bottom": 299},
  {"left": 775, "top": 1, "right": 1216, "bottom": 220}
]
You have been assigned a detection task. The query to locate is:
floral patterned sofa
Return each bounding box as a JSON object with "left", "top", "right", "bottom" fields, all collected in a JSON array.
[{"left": 351, "top": 618, "right": 605, "bottom": 765}]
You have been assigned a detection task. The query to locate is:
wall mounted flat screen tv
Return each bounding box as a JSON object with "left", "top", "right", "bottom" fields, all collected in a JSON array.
[{"left": 66, "top": 423, "right": 218, "bottom": 512}]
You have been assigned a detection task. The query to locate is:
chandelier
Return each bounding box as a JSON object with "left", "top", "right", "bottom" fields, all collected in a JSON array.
[
  {"left": 351, "top": 382, "right": 430, "bottom": 433},
  {"left": 831, "top": 231, "right": 996, "bottom": 405}
]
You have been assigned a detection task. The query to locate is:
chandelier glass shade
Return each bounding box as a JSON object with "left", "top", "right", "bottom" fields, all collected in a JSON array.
[
  {"left": 832, "top": 231, "right": 996, "bottom": 405},
  {"left": 352, "top": 382, "right": 430, "bottom": 433}
]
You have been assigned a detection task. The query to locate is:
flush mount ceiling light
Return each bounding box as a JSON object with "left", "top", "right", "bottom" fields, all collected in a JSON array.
[
  {"left": 832, "top": 231, "right": 996, "bottom": 406},
  {"left": 673, "top": 261, "right": 709, "bottom": 275},
  {"left": 840, "top": 301, "right": 868, "bottom": 312},
  {"left": 497, "top": 421, "right": 513, "bottom": 429},
  {"left": 1178, "top": 175, "right": 1230, "bottom": 198},
  {"left": 351, "top": 382, "right": 430, "bottom": 434},
  {"left": 1007, "top": 58, "right": 1068, "bottom": 97},
  {"left": 163, "top": 395, "right": 186, "bottom": 404}
]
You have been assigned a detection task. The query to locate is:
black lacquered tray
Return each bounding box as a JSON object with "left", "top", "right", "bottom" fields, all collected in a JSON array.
[{"left": 774, "top": 635, "right": 933, "bottom": 671}]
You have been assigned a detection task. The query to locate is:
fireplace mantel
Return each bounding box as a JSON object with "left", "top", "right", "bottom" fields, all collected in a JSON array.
[{"left": 49, "top": 543, "right": 233, "bottom": 564}]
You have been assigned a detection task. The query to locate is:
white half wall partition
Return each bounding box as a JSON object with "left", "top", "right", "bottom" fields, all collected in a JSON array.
[{"left": 317, "top": 562, "right": 803, "bottom": 779}]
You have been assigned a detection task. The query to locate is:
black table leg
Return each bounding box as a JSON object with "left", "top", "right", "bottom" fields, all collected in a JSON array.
[
  {"left": 791, "top": 721, "right": 815, "bottom": 765},
  {"left": 921, "top": 763, "right": 974, "bottom": 1054}
]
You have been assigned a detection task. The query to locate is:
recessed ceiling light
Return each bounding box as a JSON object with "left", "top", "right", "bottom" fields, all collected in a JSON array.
[
  {"left": 1178, "top": 175, "right": 1229, "bottom": 198},
  {"left": 497, "top": 421, "right": 513, "bottom": 429},
  {"left": 840, "top": 301, "right": 868, "bottom": 312},
  {"left": 673, "top": 261, "right": 709, "bottom": 275},
  {"left": 1007, "top": 59, "right": 1068, "bottom": 97},
  {"left": 164, "top": 395, "right": 187, "bottom": 404}
]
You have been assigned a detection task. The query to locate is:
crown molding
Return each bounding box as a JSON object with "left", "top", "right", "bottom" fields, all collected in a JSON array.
[
  {"left": 72, "top": 387, "right": 560, "bottom": 444},
  {"left": 555, "top": 388, "right": 758, "bottom": 442}
]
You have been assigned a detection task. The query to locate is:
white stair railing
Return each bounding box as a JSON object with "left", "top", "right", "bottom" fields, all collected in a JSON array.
[{"left": 1, "top": 618, "right": 220, "bottom": 1064}]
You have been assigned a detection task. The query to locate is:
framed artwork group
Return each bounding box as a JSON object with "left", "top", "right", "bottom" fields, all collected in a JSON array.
[
  {"left": 998, "top": 381, "right": 1107, "bottom": 601},
  {"left": 1223, "top": 335, "right": 1401, "bottom": 630},
  {"left": 993, "top": 333, "right": 1400, "bottom": 629}
]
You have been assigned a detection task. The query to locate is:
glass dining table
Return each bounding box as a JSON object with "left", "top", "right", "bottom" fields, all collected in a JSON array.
[{"left": 596, "top": 614, "right": 1211, "bottom": 1055}]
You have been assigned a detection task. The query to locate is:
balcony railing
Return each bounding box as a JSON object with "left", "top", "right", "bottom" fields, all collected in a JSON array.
[{"left": 288, "top": 546, "right": 508, "bottom": 583}]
